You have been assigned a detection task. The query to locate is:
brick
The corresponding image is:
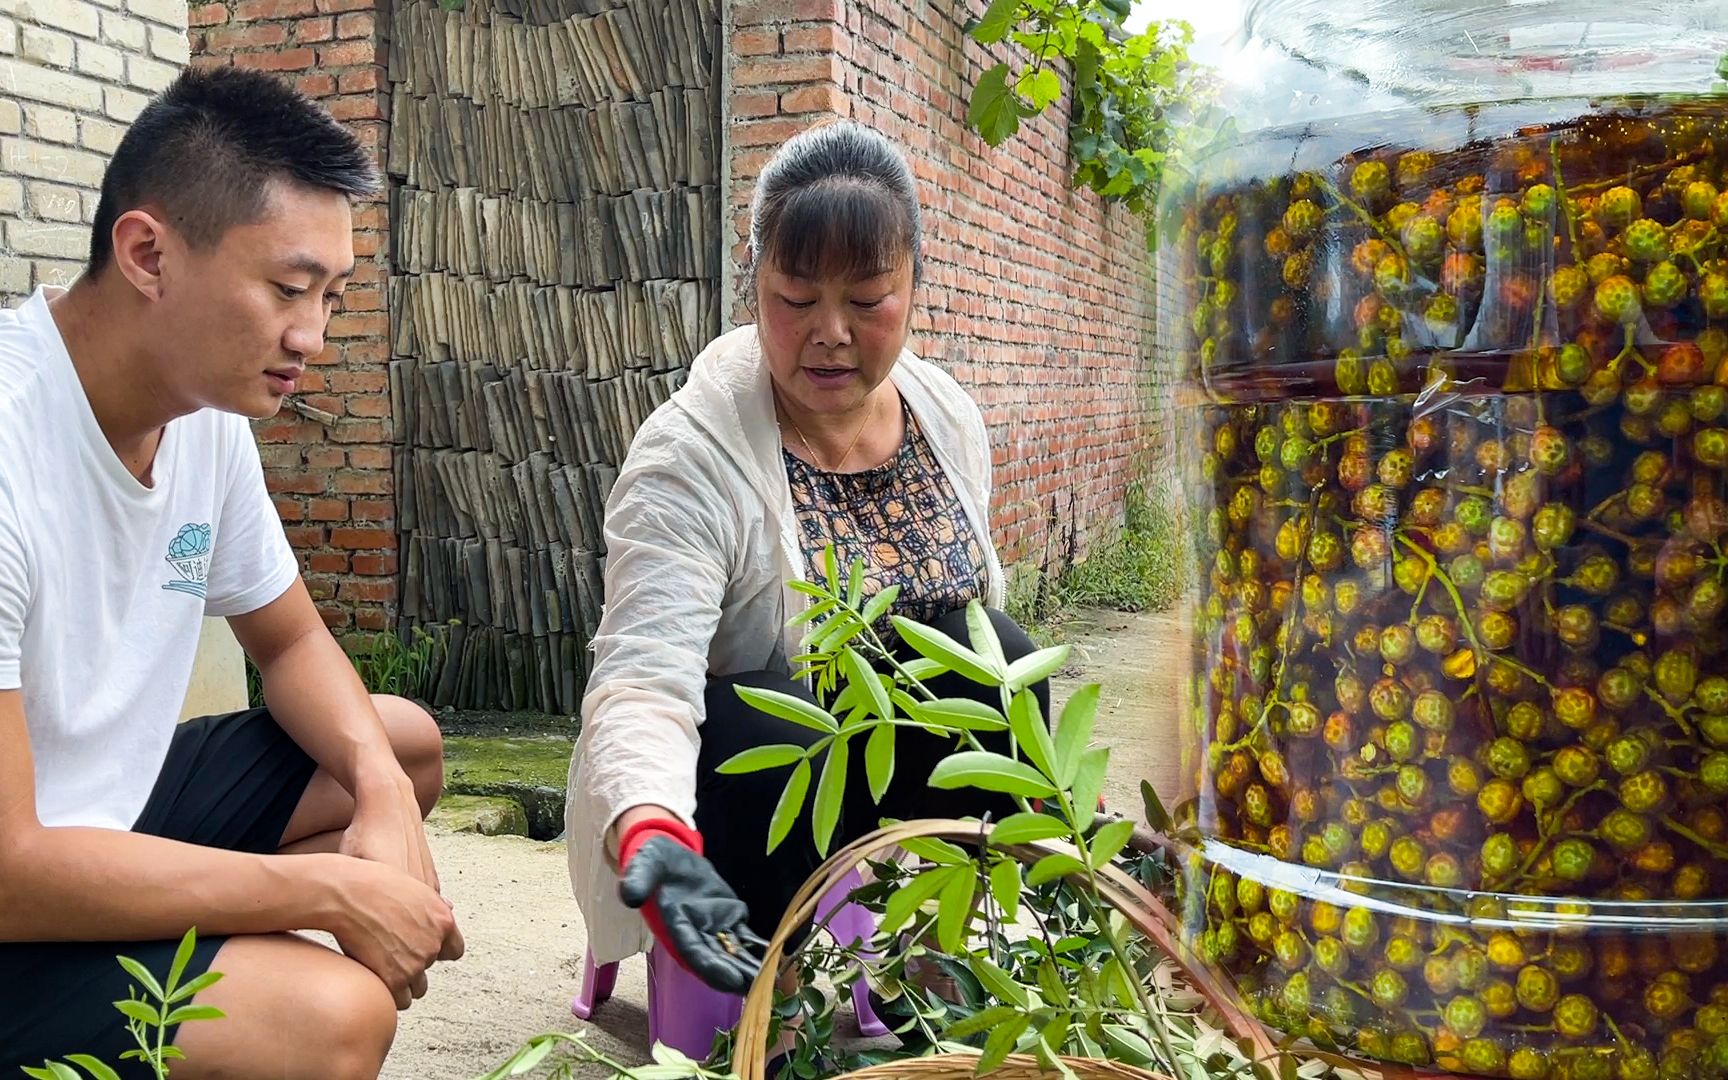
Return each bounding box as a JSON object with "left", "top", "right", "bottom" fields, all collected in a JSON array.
[
  {"left": 308, "top": 497, "right": 348, "bottom": 521},
  {"left": 235, "top": 0, "right": 314, "bottom": 17},
  {"left": 22, "top": 102, "right": 76, "bottom": 144},
  {"left": 0, "top": 99, "right": 16, "bottom": 134},
  {"left": 17, "top": 0, "right": 99, "bottom": 37},
  {"left": 27, "top": 181, "right": 80, "bottom": 222},
  {"left": 31, "top": 257, "right": 81, "bottom": 286},
  {"left": 334, "top": 9, "right": 370, "bottom": 36},
  {"left": 79, "top": 189, "right": 96, "bottom": 221},
  {"left": 233, "top": 46, "right": 312, "bottom": 71},
  {"left": 333, "top": 471, "right": 387, "bottom": 494},
  {"left": 315, "top": 38, "right": 374, "bottom": 66},
  {"left": 316, "top": 604, "right": 350, "bottom": 630},
  {"left": 732, "top": 27, "right": 775, "bottom": 54},
  {"left": 324, "top": 94, "right": 380, "bottom": 121},
  {"left": 18, "top": 25, "right": 70, "bottom": 66},
  {"left": 79, "top": 114, "right": 123, "bottom": 153},
  {"left": 329, "top": 527, "right": 393, "bottom": 550},
  {"left": 325, "top": 311, "right": 384, "bottom": 338},
  {"left": 347, "top": 445, "right": 389, "bottom": 469},
  {"left": 732, "top": 89, "right": 775, "bottom": 118},
  {"left": 1, "top": 136, "right": 105, "bottom": 186},
  {"left": 350, "top": 553, "right": 395, "bottom": 576},
  {"left": 0, "top": 176, "right": 21, "bottom": 213},
  {"left": 99, "top": 10, "right": 146, "bottom": 48},
  {"left": 336, "top": 284, "right": 380, "bottom": 309},
  {"left": 731, "top": 54, "right": 841, "bottom": 87},
  {"left": 732, "top": 0, "right": 841, "bottom": 25},
  {"left": 329, "top": 371, "right": 386, "bottom": 393},
  {"left": 305, "top": 447, "right": 345, "bottom": 468},
  {"left": 126, "top": 53, "right": 175, "bottom": 91},
  {"left": 0, "top": 257, "right": 28, "bottom": 296},
  {"left": 104, "top": 84, "right": 148, "bottom": 121},
  {"left": 148, "top": 23, "right": 187, "bottom": 62},
  {"left": 282, "top": 525, "right": 325, "bottom": 548},
  {"left": 6, "top": 220, "right": 85, "bottom": 258},
  {"left": 348, "top": 497, "right": 388, "bottom": 520},
  {"left": 780, "top": 83, "right": 845, "bottom": 115},
  {"left": 344, "top": 394, "right": 387, "bottom": 418},
  {"left": 0, "top": 57, "right": 102, "bottom": 110},
  {"left": 307, "top": 552, "right": 348, "bottom": 573},
  {"left": 186, "top": 2, "right": 225, "bottom": 26},
  {"left": 76, "top": 39, "right": 124, "bottom": 80},
  {"left": 335, "top": 66, "right": 377, "bottom": 93},
  {"left": 295, "top": 15, "right": 333, "bottom": 42},
  {"left": 273, "top": 498, "right": 304, "bottom": 522},
  {"left": 783, "top": 23, "right": 842, "bottom": 52},
  {"left": 266, "top": 471, "right": 323, "bottom": 494},
  {"left": 293, "top": 71, "right": 333, "bottom": 96},
  {"left": 314, "top": 0, "right": 371, "bottom": 12},
  {"left": 124, "top": 0, "right": 185, "bottom": 28},
  {"left": 207, "top": 22, "right": 285, "bottom": 49},
  {"left": 329, "top": 419, "right": 384, "bottom": 443},
  {"left": 337, "top": 578, "right": 392, "bottom": 603},
  {"left": 731, "top": 116, "right": 814, "bottom": 148}
]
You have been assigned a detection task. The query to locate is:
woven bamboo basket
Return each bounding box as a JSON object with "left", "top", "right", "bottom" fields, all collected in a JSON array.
[{"left": 730, "top": 819, "right": 1460, "bottom": 1080}]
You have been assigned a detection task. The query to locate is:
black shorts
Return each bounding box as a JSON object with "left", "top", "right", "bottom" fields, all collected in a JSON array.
[{"left": 0, "top": 708, "right": 318, "bottom": 1077}]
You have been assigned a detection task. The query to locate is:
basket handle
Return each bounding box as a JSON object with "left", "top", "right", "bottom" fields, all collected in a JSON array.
[{"left": 731, "top": 819, "right": 1464, "bottom": 1080}]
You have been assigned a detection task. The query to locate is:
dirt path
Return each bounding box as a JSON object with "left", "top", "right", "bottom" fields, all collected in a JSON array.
[{"left": 383, "top": 607, "right": 1188, "bottom": 1079}]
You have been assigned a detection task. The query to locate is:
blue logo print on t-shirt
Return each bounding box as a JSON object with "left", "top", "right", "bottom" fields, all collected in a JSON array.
[{"left": 162, "top": 522, "right": 212, "bottom": 599}]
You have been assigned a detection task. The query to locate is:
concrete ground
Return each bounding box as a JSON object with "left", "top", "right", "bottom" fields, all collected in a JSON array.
[{"left": 381, "top": 607, "right": 1187, "bottom": 1079}]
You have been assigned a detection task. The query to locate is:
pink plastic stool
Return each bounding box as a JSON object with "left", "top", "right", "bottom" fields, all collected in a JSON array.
[{"left": 571, "top": 868, "right": 890, "bottom": 1059}]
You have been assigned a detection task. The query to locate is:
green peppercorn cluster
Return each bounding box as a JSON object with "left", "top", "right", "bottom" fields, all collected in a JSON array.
[{"left": 1170, "top": 106, "right": 1728, "bottom": 1077}]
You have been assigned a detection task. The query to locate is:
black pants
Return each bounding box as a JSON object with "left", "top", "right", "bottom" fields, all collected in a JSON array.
[
  {"left": 695, "top": 607, "right": 1049, "bottom": 941},
  {"left": 0, "top": 709, "right": 319, "bottom": 1077}
]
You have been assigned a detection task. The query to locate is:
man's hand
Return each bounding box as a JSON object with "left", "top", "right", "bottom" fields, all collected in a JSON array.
[
  {"left": 342, "top": 771, "right": 441, "bottom": 892},
  {"left": 324, "top": 855, "right": 465, "bottom": 1010}
]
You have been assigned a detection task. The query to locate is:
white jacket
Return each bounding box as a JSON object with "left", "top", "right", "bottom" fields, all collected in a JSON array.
[{"left": 564, "top": 323, "right": 1005, "bottom": 964}]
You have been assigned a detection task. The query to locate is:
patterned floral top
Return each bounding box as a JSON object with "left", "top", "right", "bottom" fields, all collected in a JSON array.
[{"left": 785, "top": 398, "right": 990, "bottom": 644}]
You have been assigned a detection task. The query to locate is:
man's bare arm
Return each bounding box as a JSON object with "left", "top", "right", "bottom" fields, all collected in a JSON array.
[
  {"left": 0, "top": 687, "right": 347, "bottom": 942},
  {"left": 0, "top": 689, "right": 456, "bottom": 1003},
  {"left": 229, "top": 580, "right": 441, "bottom": 890}
]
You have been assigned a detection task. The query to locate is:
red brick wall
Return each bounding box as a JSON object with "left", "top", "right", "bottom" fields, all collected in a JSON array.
[
  {"left": 725, "top": 0, "right": 1157, "bottom": 574},
  {"left": 188, "top": 0, "right": 397, "bottom": 632}
]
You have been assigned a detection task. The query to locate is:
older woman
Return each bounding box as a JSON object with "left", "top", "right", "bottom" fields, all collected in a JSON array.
[{"left": 564, "top": 120, "right": 1049, "bottom": 994}]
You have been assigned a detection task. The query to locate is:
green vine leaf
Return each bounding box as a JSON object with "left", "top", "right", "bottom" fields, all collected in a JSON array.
[
  {"left": 972, "top": 0, "right": 1023, "bottom": 44},
  {"left": 1018, "top": 67, "right": 1063, "bottom": 111},
  {"left": 968, "top": 63, "right": 1022, "bottom": 147}
]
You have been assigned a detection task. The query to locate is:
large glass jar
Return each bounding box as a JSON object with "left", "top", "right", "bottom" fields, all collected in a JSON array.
[{"left": 1160, "top": 4, "right": 1728, "bottom": 1077}]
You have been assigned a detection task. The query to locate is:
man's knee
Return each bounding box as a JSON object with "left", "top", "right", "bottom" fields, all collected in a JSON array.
[
  {"left": 304, "top": 963, "right": 398, "bottom": 1080},
  {"left": 175, "top": 937, "right": 400, "bottom": 1080},
  {"left": 374, "top": 694, "right": 443, "bottom": 817}
]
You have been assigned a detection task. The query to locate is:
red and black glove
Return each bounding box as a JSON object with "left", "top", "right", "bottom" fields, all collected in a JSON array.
[{"left": 617, "top": 817, "right": 766, "bottom": 994}]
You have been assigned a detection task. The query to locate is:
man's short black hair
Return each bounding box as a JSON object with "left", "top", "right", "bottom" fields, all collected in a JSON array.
[{"left": 89, "top": 65, "right": 380, "bottom": 274}]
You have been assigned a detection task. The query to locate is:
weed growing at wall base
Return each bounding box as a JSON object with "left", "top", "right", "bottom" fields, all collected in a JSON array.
[
  {"left": 1006, "top": 479, "right": 1189, "bottom": 634},
  {"left": 246, "top": 621, "right": 454, "bottom": 707}
]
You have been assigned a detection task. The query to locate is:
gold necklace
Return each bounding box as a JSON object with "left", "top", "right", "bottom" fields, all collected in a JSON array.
[{"left": 782, "top": 393, "right": 878, "bottom": 473}]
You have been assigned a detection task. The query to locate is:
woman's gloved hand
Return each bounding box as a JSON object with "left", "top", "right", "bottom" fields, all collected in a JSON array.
[{"left": 617, "top": 817, "right": 767, "bottom": 994}]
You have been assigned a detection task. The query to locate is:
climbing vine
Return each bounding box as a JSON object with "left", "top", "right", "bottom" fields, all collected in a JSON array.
[{"left": 964, "top": 0, "right": 1195, "bottom": 218}]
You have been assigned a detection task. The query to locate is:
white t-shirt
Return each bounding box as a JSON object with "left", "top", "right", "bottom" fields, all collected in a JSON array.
[{"left": 0, "top": 286, "right": 300, "bottom": 830}]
